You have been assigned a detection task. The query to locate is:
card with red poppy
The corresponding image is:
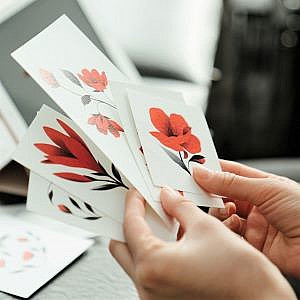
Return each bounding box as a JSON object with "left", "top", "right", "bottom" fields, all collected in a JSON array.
[
  {"left": 11, "top": 16, "right": 166, "bottom": 224},
  {"left": 111, "top": 82, "right": 224, "bottom": 208},
  {"left": 128, "top": 90, "right": 223, "bottom": 206},
  {"left": 0, "top": 216, "right": 93, "bottom": 298}
]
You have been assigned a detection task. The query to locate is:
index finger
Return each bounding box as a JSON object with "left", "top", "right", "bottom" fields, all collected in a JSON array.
[
  {"left": 123, "top": 188, "right": 161, "bottom": 260},
  {"left": 220, "top": 159, "right": 269, "bottom": 178}
]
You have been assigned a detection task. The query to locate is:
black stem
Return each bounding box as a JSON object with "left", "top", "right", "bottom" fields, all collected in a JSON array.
[{"left": 179, "top": 151, "right": 191, "bottom": 175}]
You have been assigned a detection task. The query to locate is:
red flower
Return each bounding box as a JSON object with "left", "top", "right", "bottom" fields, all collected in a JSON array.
[
  {"left": 34, "top": 119, "right": 102, "bottom": 172},
  {"left": 58, "top": 204, "right": 71, "bottom": 214},
  {"left": 39, "top": 68, "right": 59, "bottom": 88},
  {"left": 54, "top": 172, "right": 93, "bottom": 182},
  {"left": 23, "top": 251, "right": 33, "bottom": 261},
  {"left": 149, "top": 108, "right": 201, "bottom": 155},
  {"left": 78, "top": 69, "right": 108, "bottom": 92},
  {"left": 0, "top": 259, "right": 5, "bottom": 268},
  {"left": 88, "top": 114, "right": 124, "bottom": 138}
]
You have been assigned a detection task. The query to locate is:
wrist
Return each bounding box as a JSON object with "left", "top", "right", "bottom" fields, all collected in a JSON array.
[{"left": 233, "top": 249, "right": 296, "bottom": 299}]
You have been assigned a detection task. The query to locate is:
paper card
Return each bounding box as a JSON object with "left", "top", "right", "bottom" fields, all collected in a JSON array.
[
  {"left": 13, "top": 106, "right": 177, "bottom": 241},
  {"left": 28, "top": 173, "right": 177, "bottom": 243},
  {"left": 0, "top": 216, "right": 93, "bottom": 298},
  {"left": 11, "top": 15, "right": 169, "bottom": 224},
  {"left": 128, "top": 90, "right": 224, "bottom": 205},
  {"left": 27, "top": 172, "right": 125, "bottom": 242},
  {"left": 0, "top": 81, "right": 27, "bottom": 170},
  {"left": 111, "top": 83, "right": 224, "bottom": 208},
  {"left": 13, "top": 105, "right": 128, "bottom": 223}
]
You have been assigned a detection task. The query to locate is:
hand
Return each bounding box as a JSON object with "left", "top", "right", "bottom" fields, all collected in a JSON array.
[
  {"left": 109, "top": 188, "right": 295, "bottom": 300},
  {"left": 193, "top": 160, "right": 300, "bottom": 278}
]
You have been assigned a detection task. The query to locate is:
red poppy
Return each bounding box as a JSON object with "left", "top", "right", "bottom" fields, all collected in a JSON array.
[
  {"left": 58, "top": 204, "right": 71, "bottom": 214},
  {"left": 34, "top": 119, "right": 103, "bottom": 172},
  {"left": 78, "top": 69, "right": 108, "bottom": 92},
  {"left": 149, "top": 108, "right": 201, "bottom": 155},
  {"left": 39, "top": 68, "right": 59, "bottom": 88},
  {"left": 88, "top": 114, "right": 124, "bottom": 138}
]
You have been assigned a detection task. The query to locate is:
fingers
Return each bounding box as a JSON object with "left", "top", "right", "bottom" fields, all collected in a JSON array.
[
  {"left": 193, "top": 164, "right": 271, "bottom": 205},
  {"left": 109, "top": 240, "right": 134, "bottom": 278},
  {"left": 123, "top": 188, "right": 161, "bottom": 260},
  {"left": 223, "top": 214, "right": 247, "bottom": 236},
  {"left": 160, "top": 186, "right": 209, "bottom": 231},
  {"left": 220, "top": 160, "right": 269, "bottom": 178},
  {"left": 209, "top": 201, "right": 236, "bottom": 221}
]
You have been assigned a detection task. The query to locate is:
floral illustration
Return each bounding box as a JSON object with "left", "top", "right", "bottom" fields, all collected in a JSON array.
[
  {"left": 0, "top": 232, "right": 46, "bottom": 274},
  {"left": 34, "top": 118, "right": 128, "bottom": 190},
  {"left": 88, "top": 114, "right": 124, "bottom": 137},
  {"left": 39, "top": 68, "right": 124, "bottom": 138},
  {"left": 149, "top": 108, "right": 206, "bottom": 174},
  {"left": 47, "top": 187, "right": 102, "bottom": 221},
  {"left": 78, "top": 69, "right": 108, "bottom": 92}
]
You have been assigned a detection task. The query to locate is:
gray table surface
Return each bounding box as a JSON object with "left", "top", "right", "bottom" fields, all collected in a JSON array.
[{"left": 0, "top": 203, "right": 138, "bottom": 300}]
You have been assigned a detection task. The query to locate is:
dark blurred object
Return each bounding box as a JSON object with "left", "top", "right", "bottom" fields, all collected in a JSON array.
[{"left": 207, "top": 0, "right": 300, "bottom": 159}]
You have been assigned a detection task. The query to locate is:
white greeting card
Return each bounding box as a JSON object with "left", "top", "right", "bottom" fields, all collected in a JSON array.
[
  {"left": 0, "top": 216, "right": 93, "bottom": 298},
  {"left": 111, "top": 82, "right": 224, "bottom": 208},
  {"left": 128, "top": 90, "right": 223, "bottom": 204},
  {"left": 11, "top": 15, "right": 171, "bottom": 224}
]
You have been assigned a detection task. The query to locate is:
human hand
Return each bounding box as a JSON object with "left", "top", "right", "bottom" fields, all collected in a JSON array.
[
  {"left": 193, "top": 160, "right": 300, "bottom": 278},
  {"left": 109, "top": 188, "right": 295, "bottom": 300}
]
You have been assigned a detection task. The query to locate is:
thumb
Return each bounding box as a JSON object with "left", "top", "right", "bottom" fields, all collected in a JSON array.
[{"left": 160, "top": 187, "right": 210, "bottom": 231}]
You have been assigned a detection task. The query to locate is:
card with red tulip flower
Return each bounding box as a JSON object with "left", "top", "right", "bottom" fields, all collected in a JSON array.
[
  {"left": 0, "top": 215, "right": 93, "bottom": 298},
  {"left": 13, "top": 105, "right": 178, "bottom": 241},
  {"left": 110, "top": 82, "right": 224, "bottom": 208},
  {"left": 11, "top": 15, "right": 172, "bottom": 225},
  {"left": 128, "top": 90, "right": 223, "bottom": 204}
]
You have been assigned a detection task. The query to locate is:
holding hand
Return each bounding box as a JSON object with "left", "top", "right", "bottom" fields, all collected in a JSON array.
[
  {"left": 193, "top": 160, "right": 300, "bottom": 277},
  {"left": 110, "top": 187, "right": 295, "bottom": 300}
]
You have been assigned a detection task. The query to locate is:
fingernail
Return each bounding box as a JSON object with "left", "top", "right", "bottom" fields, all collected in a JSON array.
[
  {"left": 192, "top": 164, "right": 213, "bottom": 180},
  {"left": 161, "top": 186, "right": 179, "bottom": 198}
]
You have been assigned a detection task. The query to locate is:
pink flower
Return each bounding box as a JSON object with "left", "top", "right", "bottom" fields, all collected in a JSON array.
[
  {"left": 78, "top": 69, "right": 108, "bottom": 92},
  {"left": 39, "top": 68, "right": 59, "bottom": 88},
  {"left": 88, "top": 114, "right": 124, "bottom": 138}
]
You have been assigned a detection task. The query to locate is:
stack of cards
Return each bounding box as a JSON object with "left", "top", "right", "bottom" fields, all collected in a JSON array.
[{"left": 11, "top": 15, "right": 224, "bottom": 243}]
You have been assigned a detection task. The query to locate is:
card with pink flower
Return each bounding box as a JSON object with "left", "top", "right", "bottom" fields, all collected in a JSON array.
[{"left": 11, "top": 15, "right": 170, "bottom": 224}]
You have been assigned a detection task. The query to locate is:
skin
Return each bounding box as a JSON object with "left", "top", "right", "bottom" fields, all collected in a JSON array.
[
  {"left": 203, "top": 160, "right": 300, "bottom": 278},
  {"left": 109, "top": 160, "right": 299, "bottom": 299}
]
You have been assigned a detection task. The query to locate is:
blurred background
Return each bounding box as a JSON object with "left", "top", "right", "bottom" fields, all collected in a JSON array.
[{"left": 0, "top": 0, "right": 299, "bottom": 181}]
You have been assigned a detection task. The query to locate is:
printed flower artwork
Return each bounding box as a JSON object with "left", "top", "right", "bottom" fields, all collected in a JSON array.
[
  {"left": 0, "top": 232, "right": 46, "bottom": 274},
  {"left": 149, "top": 108, "right": 206, "bottom": 174},
  {"left": 34, "top": 118, "right": 128, "bottom": 190},
  {"left": 39, "top": 68, "right": 124, "bottom": 138},
  {"left": 88, "top": 114, "right": 124, "bottom": 137},
  {"left": 47, "top": 187, "right": 103, "bottom": 221}
]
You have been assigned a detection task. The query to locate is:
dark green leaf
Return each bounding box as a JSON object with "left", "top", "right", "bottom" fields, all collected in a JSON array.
[
  {"left": 161, "top": 147, "right": 190, "bottom": 174},
  {"left": 189, "top": 154, "right": 205, "bottom": 164},
  {"left": 84, "top": 216, "right": 102, "bottom": 220},
  {"left": 61, "top": 69, "right": 82, "bottom": 87},
  {"left": 92, "top": 183, "right": 120, "bottom": 191},
  {"left": 111, "top": 164, "right": 122, "bottom": 183},
  {"left": 48, "top": 190, "right": 53, "bottom": 201},
  {"left": 84, "top": 202, "right": 95, "bottom": 213},
  {"left": 69, "top": 197, "right": 80, "bottom": 209}
]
